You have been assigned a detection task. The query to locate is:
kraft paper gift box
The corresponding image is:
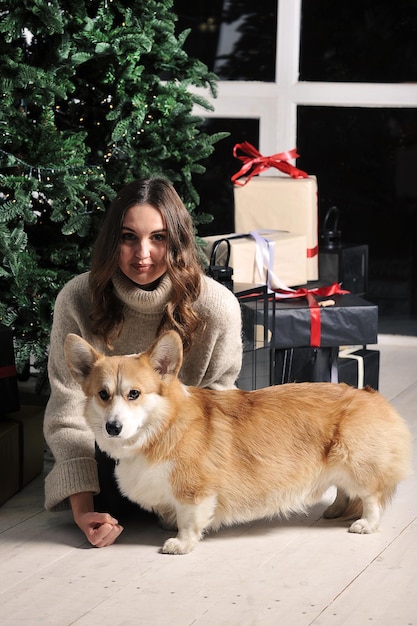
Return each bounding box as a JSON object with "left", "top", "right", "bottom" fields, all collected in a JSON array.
[
  {"left": 203, "top": 230, "right": 308, "bottom": 288},
  {"left": 234, "top": 176, "right": 319, "bottom": 281}
]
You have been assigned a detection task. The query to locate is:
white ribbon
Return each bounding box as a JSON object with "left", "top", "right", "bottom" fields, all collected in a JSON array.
[
  {"left": 249, "top": 230, "right": 294, "bottom": 292},
  {"left": 339, "top": 348, "right": 364, "bottom": 389}
]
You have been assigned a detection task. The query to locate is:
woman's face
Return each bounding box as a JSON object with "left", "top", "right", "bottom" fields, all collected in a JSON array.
[{"left": 118, "top": 203, "right": 168, "bottom": 286}]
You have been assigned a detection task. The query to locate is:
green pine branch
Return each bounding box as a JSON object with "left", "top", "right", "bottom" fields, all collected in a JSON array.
[{"left": 0, "top": 0, "right": 222, "bottom": 374}]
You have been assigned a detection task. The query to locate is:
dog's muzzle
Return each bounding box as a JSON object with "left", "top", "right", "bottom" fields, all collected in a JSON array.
[{"left": 106, "top": 420, "right": 123, "bottom": 437}]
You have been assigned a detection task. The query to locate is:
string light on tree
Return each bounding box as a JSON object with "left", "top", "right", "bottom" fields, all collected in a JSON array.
[{"left": 0, "top": 0, "right": 220, "bottom": 376}]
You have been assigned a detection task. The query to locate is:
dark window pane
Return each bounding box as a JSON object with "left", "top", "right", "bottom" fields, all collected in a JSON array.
[
  {"left": 297, "top": 106, "right": 417, "bottom": 316},
  {"left": 193, "top": 118, "right": 259, "bottom": 236},
  {"left": 300, "top": 0, "right": 417, "bottom": 83},
  {"left": 173, "top": 1, "right": 277, "bottom": 81}
]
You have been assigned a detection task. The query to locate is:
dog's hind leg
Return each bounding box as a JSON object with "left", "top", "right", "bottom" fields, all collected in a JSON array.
[
  {"left": 323, "top": 488, "right": 363, "bottom": 521},
  {"left": 323, "top": 488, "right": 350, "bottom": 519},
  {"left": 161, "top": 496, "right": 217, "bottom": 555},
  {"left": 348, "top": 494, "right": 381, "bottom": 534}
]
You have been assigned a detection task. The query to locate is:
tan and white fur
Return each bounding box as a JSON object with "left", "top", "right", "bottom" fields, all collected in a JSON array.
[{"left": 64, "top": 331, "right": 412, "bottom": 555}]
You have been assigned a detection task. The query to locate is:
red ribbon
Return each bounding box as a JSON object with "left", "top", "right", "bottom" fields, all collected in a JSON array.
[
  {"left": 274, "top": 283, "right": 350, "bottom": 347},
  {"left": 0, "top": 364, "right": 17, "bottom": 379},
  {"left": 307, "top": 245, "right": 319, "bottom": 259},
  {"left": 232, "top": 142, "right": 309, "bottom": 186}
]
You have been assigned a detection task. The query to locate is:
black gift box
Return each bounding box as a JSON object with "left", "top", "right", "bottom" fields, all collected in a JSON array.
[
  {"left": 0, "top": 420, "right": 20, "bottom": 505},
  {"left": 10, "top": 405, "right": 45, "bottom": 488},
  {"left": 0, "top": 406, "right": 45, "bottom": 505},
  {"left": 274, "top": 347, "right": 339, "bottom": 384},
  {"left": 338, "top": 348, "right": 380, "bottom": 390},
  {"left": 274, "top": 347, "right": 380, "bottom": 387},
  {"left": 0, "top": 324, "right": 20, "bottom": 416},
  {"left": 271, "top": 293, "right": 378, "bottom": 349}
]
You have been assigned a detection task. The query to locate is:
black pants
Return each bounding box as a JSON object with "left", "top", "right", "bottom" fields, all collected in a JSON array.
[{"left": 94, "top": 445, "right": 156, "bottom": 523}]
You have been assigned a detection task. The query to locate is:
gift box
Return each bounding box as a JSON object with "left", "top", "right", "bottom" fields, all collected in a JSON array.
[
  {"left": 338, "top": 348, "right": 380, "bottom": 390},
  {"left": 203, "top": 230, "right": 308, "bottom": 288},
  {"left": 8, "top": 405, "right": 45, "bottom": 488},
  {"left": 234, "top": 176, "right": 319, "bottom": 281},
  {"left": 271, "top": 293, "right": 378, "bottom": 349},
  {"left": 0, "top": 324, "right": 20, "bottom": 416},
  {"left": 0, "top": 420, "right": 20, "bottom": 506},
  {"left": 274, "top": 347, "right": 339, "bottom": 384}
]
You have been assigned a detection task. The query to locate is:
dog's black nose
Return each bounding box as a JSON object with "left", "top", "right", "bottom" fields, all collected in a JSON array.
[{"left": 106, "top": 420, "right": 123, "bottom": 437}]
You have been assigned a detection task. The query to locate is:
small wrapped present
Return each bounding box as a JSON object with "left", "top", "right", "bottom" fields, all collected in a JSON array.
[
  {"left": 7, "top": 405, "right": 45, "bottom": 487},
  {"left": 274, "top": 347, "right": 339, "bottom": 384},
  {"left": 270, "top": 291, "right": 378, "bottom": 349},
  {"left": 0, "top": 324, "right": 20, "bottom": 416},
  {"left": 0, "top": 420, "right": 20, "bottom": 505},
  {"left": 338, "top": 348, "right": 380, "bottom": 390},
  {"left": 232, "top": 143, "right": 319, "bottom": 281},
  {"left": 203, "top": 230, "right": 308, "bottom": 289}
]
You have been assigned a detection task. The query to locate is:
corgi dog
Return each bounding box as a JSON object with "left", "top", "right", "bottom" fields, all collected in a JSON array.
[{"left": 64, "top": 331, "right": 412, "bottom": 555}]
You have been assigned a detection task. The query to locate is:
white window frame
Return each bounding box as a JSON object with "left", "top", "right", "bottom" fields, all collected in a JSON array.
[{"left": 192, "top": 0, "right": 417, "bottom": 166}]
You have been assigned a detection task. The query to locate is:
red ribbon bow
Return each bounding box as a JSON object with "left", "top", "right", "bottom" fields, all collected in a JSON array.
[
  {"left": 274, "top": 283, "right": 350, "bottom": 347},
  {"left": 231, "top": 142, "right": 309, "bottom": 186}
]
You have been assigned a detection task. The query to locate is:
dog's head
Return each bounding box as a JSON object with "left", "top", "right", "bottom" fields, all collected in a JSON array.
[{"left": 64, "top": 330, "right": 184, "bottom": 456}]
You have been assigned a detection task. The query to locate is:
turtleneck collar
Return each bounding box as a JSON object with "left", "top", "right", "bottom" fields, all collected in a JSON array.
[{"left": 112, "top": 268, "right": 173, "bottom": 315}]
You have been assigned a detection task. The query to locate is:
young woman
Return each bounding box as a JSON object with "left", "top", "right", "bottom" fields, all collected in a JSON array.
[{"left": 44, "top": 177, "right": 243, "bottom": 547}]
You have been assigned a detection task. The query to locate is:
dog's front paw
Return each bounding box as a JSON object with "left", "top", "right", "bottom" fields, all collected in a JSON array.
[
  {"left": 348, "top": 518, "right": 378, "bottom": 534},
  {"left": 161, "top": 537, "right": 195, "bottom": 555}
]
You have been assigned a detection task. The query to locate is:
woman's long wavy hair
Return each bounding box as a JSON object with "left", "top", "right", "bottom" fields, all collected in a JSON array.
[{"left": 89, "top": 177, "right": 204, "bottom": 351}]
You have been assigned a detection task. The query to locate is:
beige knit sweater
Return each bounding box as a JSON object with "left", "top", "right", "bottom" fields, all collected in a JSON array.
[{"left": 44, "top": 270, "right": 243, "bottom": 511}]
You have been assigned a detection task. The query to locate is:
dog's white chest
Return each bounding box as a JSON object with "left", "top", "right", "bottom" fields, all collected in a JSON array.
[{"left": 115, "top": 454, "right": 174, "bottom": 509}]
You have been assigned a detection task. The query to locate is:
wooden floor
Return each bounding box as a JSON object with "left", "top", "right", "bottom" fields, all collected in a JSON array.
[{"left": 1, "top": 336, "right": 416, "bottom": 626}]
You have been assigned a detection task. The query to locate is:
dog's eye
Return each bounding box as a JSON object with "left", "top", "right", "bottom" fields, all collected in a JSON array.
[
  {"left": 127, "top": 389, "right": 140, "bottom": 401},
  {"left": 98, "top": 389, "right": 110, "bottom": 401}
]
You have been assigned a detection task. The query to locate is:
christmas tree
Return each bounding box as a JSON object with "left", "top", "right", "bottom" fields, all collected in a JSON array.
[{"left": 0, "top": 0, "right": 222, "bottom": 377}]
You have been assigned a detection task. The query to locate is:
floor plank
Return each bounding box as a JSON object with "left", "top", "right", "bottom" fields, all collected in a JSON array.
[
  {"left": 0, "top": 340, "right": 416, "bottom": 626},
  {"left": 313, "top": 521, "right": 417, "bottom": 626}
]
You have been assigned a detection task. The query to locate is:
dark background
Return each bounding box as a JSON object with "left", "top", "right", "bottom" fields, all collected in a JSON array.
[{"left": 173, "top": 1, "right": 417, "bottom": 322}]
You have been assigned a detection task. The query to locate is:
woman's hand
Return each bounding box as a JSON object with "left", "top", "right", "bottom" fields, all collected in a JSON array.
[
  {"left": 75, "top": 511, "right": 124, "bottom": 547},
  {"left": 70, "top": 492, "right": 124, "bottom": 547}
]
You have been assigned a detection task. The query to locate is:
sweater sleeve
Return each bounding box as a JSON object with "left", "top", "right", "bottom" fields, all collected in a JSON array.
[{"left": 43, "top": 275, "right": 99, "bottom": 512}]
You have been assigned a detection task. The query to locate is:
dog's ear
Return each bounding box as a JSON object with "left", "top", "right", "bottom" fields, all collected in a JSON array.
[
  {"left": 64, "top": 333, "right": 102, "bottom": 385},
  {"left": 148, "top": 330, "right": 183, "bottom": 378}
]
